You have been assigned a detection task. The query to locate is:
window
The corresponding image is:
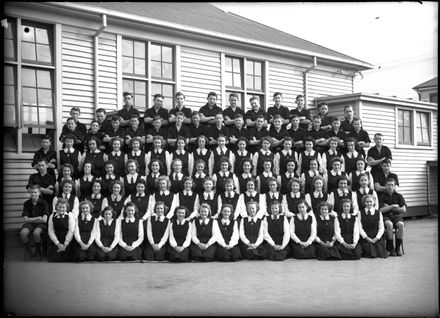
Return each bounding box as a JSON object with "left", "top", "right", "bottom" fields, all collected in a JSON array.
[
  {"left": 397, "top": 108, "right": 432, "bottom": 147},
  {"left": 225, "top": 55, "right": 265, "bottom": 111},
  {"left": 3, "top": 19, "right": 55, "bottom": 153},
  {"left": 122, "top": 39, "right": 175, "bottom": 109}
]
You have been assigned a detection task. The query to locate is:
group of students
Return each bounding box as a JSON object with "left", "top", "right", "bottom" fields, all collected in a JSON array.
[{"left": 22, "top": 91, "right": 407, "bottom": 262}]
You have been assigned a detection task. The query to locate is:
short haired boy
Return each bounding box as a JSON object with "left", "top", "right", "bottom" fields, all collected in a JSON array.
[
  {"left": 32, "top": 135, "right": 57, "bottom": 179},
  {"left": 199, "top": 92, "right": 223, "bottom": 126},
  {"left": 223, "top": 93, "right": 245, "bottom": 127},
  {"left": 367, "top": 133, "right": 393, "bottom": 177},
  {"left": 267, "top": 92, "right": 290, "bottom": 125},
  {"left": 373, "top": 159, "right": 399, "bottom": 193},
  {"left": 143, "top": 93, "right": 169, "bottom": 131},
  {"left": 289, "top": 95, "right": 311, "bottom": 130},
  {"left": 244, "top": 96, "right": 269, "bottom": 128},
  {"left": 169, "top": 92, "right": 192, "bottom": 125}
]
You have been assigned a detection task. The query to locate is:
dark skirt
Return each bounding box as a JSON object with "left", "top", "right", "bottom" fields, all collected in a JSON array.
[
  {"left": 96, "top": 245, "right": 119, "bottom": 261},
  {"left": 290, "top": 242, "right": 316, "bottom": 259},
  {"left": 143, "top": 243, "right": 168, "bottom": 261},
  {"left": 215, "top": 245, "right": 242, "bottom": 262},
  {"left": 314, "top": 242, "right": 342, "bottom": 260},
  {"left": 47, "top": 241, "right": 73, "bottom": 262},
  {"left": 359, "top": 238, "right": 388, "bottom": 258},
  {"left": 264, "top": 242, "right": 290, "bottom": 261},
  {"left": 239, "top": 241, "right": 267, "bottom": 260},
  {"left": 336, "top": 242, "right": 362, "bottom": 260},
  {"left": 167, "top": 246, "right": 191, "bottom": 262},
  {"left": 190, "top": 243, "right": 216, "bottom": 262},
  {"left": 73, "top": 241, "right": 98, "bottom": 261},
  {"left": 117, "top": 246, "right": 142, "bottom": 261}
]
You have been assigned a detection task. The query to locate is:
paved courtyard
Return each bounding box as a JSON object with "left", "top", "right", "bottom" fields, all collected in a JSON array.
[{"left": 3, "top": 217, "right": 438, "bottom": 317}]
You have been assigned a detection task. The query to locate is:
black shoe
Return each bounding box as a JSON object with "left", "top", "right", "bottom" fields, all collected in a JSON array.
[
  {"left": 389, "top": 249, "right": 397, "bottom": 257},
  {"left": 395, "top": 248, "right": 403, "bottom": 257}
]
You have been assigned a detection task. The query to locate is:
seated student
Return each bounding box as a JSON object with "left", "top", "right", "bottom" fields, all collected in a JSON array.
[
  {"left": 107, "top": 137, "right": 126, "bottom": 179},
  {"left": 354, "top": 173, "right": 379, "bottom": 212},
  {"left": 245, "top": 96, "right": 268, "bottom": 128},
  {"left": 305, "top": 176, "right": 328, "bottom": 216},
  {"left": 149, "top": 176, "right": 178, "bottom": 220},
  {"left": 252, "top": 136, "right": 274, "bottom": 176},
  {"left": 301, "top": 158, "right": 324, "bottom": 195},
  {"left": 192, "top": 159, "right": 208, "bottom": 195},
  {"left": 373, "top": 159, "right": 399, "bottom": 194},
  {"left": 236, "top": 178, "right": 264, "bottom": 220},
  {"left": 168, "top": 91, "right": 192, "bottom": 125},
  {"left": 55, "top": 163, "right": 77, "bottom": 197},
  {"left": 117, "top": 202, "right": 144, "bottom": 261},
  {"left": 125, "top": 137, "right": 147, "bottom": 177},
  {"left": 123, "top": 159, "right": 143, "bottom": 198},
  {"left": 237, "top": 158, "right": 255, "bottom": 194},
  {"left": 198, "top": 177, "right": 220, "bottom": 218},
  {"left": 169, "top": 158, "right": 186, "bottom": 194},
  {"left": 58, "top": 134, "right": 81, "bottom": 180},
  {"left": 349, "top": 158, "right": 374, "bottom": 192},
  {"left": 60, "top": 107, "right": 87, "bottom": 145},
  {"left": 358, "top": 194, "right": 387, "bottom": 258},
  {"left": 167, "top": 111, "right": 190, "bottom": 152},
  {"left": 321, "top": 137, "right": 344, "bottom": 175},
  {"left": 76, "top": 161, "right": 96, "bottom": 202},
  {"left": 228, "top": 114, "right": 248, "bottom": 152},
  {"left": 59, "top": 117, "right": 85, "bottom": 154},
  {"left": 247, "top": 114, "right": 269, "bottom": 154},
  {"left": 268, "top": 115, "right": 289, "bottom": 152},
  {"left": 347, "top": 117, "right": 371, "bottom": 158},
  {"left": 334, "top": 198, "right": 362, "bottom": 260},
  {"left": 125, "top": 179, "right": 152, "bottom": 222},
  {"left": 53, "top": 179, "right": 80, "bottom": 219},
  {"left": 145, "top": 115, "right": 168, "bottom": 153},
  {"left": 262, "top": 178, "right": 285, "bottom": 219},
  {"left": 282, "top": 178, "right": 306, "bottom": 218},
  {"left": 101, "top": 116, "right": 125, "bottom": 154},
  {"left": 289, "top": 114, "right": 306, "bottom": 155},
  {"left": 290, "top": 199, "right": 317, "bottom": 259},
  {"left": 86, "top": 180, "right": 105, "bottom": 218},
  {"left": 170, "top": 136, "right": 192, "bottom": 177},
  {"left": 239, "top": 201, "right": 267, "bottom": 260},
  {"left": 215, "top": 204, "right": 242, "bottom": 262},
  {"left": 379, "top": 178, "right": 406, "bottom": 257},
  {"left": 326, "top": 157, "right": 348, "bottom": 194},
  {"left": 32, "top": 134, "right": 57, "bottom": 179},
  {"left": 84, "top": 120, "right": 105, "bottom": 153},
  {"left": 20, "top": 185, "right": 49, "bottom": 261},
  {"left": 47, "top": 198, "right": 75, "bottom": 262},
  {"left": 100, "top": 161, "right": 121, "bottom": 198},
  {"left": 297, "top": 137, "right": 322, "bottom": 177},
  {"left": 145, "top": 159, "right": 162, "bottom": 194},
  {"left": 73, "top": 200, "right": 98, "bottom": 262},
  {"left": 122, "top": 115, "right": 146, "bottom": 153},
  {"left": 212, "top": 157, "right": 239, "bottom": 195},
  {"left": 314, "top": 201, "right": 342, "bottom": 260},
  {"left": 342, "top": 137, "right": 363, "bottom": 176},
  {"left": 95, "top": 206, "right": 120, "bottom": 261},
  {"left": 263, "top": 201, "right": 290, "bottom": 261},
  {"left": 289, "top": 94, "right": 311, "bottom": 131},
  {"left": 168, "top": 206, "right": 193, "bottom": 262},
  {"left": 143, "top": 201, "right": 170, "bottom": 261},
  {"left": 223, "top": 93, "right": 245, "bottom": 127},
  {"left": 146, "top": 136, "right": 171, "bottom": 176},
  {"left": 80, "top": 137, "right": 106, "bottom": 179},
  {"left": 208, "top": 113, "right": 230, "bottom": 149},
  {"left": 328, "top": 117, "right": 347, "bottom": 152},
  {"left": 191, "top": 203, "right": 219, "bottom": 262},
  {"left": 305, "top": 114, "right": 329, "bottom": 154},
  {"left": 101, "top": 180, "right": 127, "bottom": 220},
  {"left": 279, "top": 159, "right": 299, "bottom": 195},
  {"left": 274, "top": 137, "right": 297, "bottom": 176},
  {"left": 189, "top": 135, "right": 213, "bottom": 176},
  {"left": 328, "top": 175, "right": 359, "bottom": 216},
  {"left": 212, "top": 134, "right": 235, "bottom": 173},
  {"left": 316, "top": 103, "right": 333, "bottom": 131},
  {"left": 199, "top": 91, "right": 223, "bottom": 127},
  {"left": 175, "top": 177, "right": 199, "bottom": 221},
  {"left": 267, "top": 92, "right": 290, "bottom": 126},
  {"left": 188, "top": 112, "right": 209, "bottom": 153},
  {"left": 217, "top": 178, "right": 240, "bottom": 219}
]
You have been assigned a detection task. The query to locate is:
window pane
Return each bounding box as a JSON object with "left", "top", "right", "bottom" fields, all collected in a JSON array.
[
  {"left": 162, "top": 63, "right": 173, "bottom": 79},
  {"left": 22, "top": 68, "right": 36, "bottom": 87},
  {"left": 135, "top": 95, "right": 146, "bottom": 109},
  {"left": 403, "top": 110, "right": 411, "bottom": 126},
  {"left": 163, "top": 98, "right": 173, "bottom": 109},
  {"left": 246, "top": 60, "right": 254, "bottom": 75},
  {"left": 35, "top": 28, "right": 49, "bottom": 44},
  {"left": 151, "top": 44, "right": 161, "bottom": 61},
  {"left": 4, "top": 86, "right": 15, "bottom": 105},
  {"left": 254, "top": 77, "right": 262, "bottom": 90},
  {"left": 22, "top": 25, "right": 35, "bottom": 42},
  {"left": 398, "top": 126, "right": 404, "bottom": 143},
  {"left": 39, "top": 107, "right": 54, "bottom": 125},
  {"left": 246, "top": 75, "right": 254, "bottom": 90},
  {"left": 151, "top": 61, "right": 162, "bottom": 78},
  {"left": 397, "top": 110, "right": 403, "bottom": 126},
  {"left": 162, "top": 46, "right": 172, "bottom": 62},
  {"left": 122, "top": 57, "right": 134, "bottom": 74},
  {"left": 22, "top": 42, "right": 36, "bottom": 60},
  {"left": 232, "top": 58, "right": 240, "bottom": 72},
  {"left": 38, "top": 89, "right": 52, "bottom": 106},
  {"left": 122, "top": 39, "right": 133, "bottom": 56},
  {"left": 134, "top": 58, "right": 146, "bottom": 75},
  {"left": 23, "top": 106, "right": 39, "bottom": 124},
  {"left": 254, "top": 62, "right": 262, "bottom": 76},
  {"left": 422, "top": 128, "right": 429, "bottom": 143},
  {"left": 22, "top": 87, "right": 37, "bottom": 105},
  {"left": 4, "top": 39, "right": 15, "bottom": 60},
  {"left": 123, "top": 80, "right": 133, "bottom": 93},
  {"left": 4, "top": 65, "right": 15, "bottom": 85},
  {"left": 134, "top": 81, "right": 146, "bottom": 95},
  {"left": 225, "top": 58, "right": 232, "bottom": 72},
  {"left": 37, "top": 70, "right": 52, "bottom": 88},
  {"left": 225, "top": 73, "right": 233, "bottom": 87},
  {"left": 162, "top": 84, "right": 173, "bottom": 97},
  {"left": 134, "top": 41, "right": 145, "bottom": 58},
  {"left": 36, "top": 44, "right": 52, "bottom": 63},
  {"left": 4, "top": 104, "right": 16, "bottom": 126},
  {"left": 233, "top": 73, "right": 242, "bottom": 88},
  {"left": 151, "top": 83, "right": 161, "bottom": 95}
]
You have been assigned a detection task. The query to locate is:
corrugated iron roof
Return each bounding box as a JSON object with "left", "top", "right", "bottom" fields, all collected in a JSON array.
[{"left": 412, "top": 77, "right": 438, "bottom": 90}]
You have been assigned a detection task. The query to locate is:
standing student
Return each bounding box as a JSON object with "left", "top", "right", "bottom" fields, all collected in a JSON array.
[
  {"left": 358, "top": 194, "right": 387, "bottom": 258},
  {"left": 297, "top": 137, "right": 322, "bottom": 176},
  {"left": 188, "top": 112, "right": 209, "bottom": 153},
  {"left": 316, "top": 103, "right": 333, "bottom": 131},
  {"left": 373, "top": 159, "right": 400, "bottom": 194},
  {"left": 101, "top": 116, "right": 125, "bottom": 154},
  {"left": 228, "top": 114, "right": 248, "bottom": 152},
  {"left": 86, "top": 180, "right": 105, "bottom": 218},
  {"left": 237, "top": 158, "right": 255, "bottom": 194},
  {"left": 107, "top": 137, "right": 126, "bottom": 178},
  {"left": 116, "top": 92, "right": 141, "bottom": 128},
  {"left": 145, "top": 115, "right": 168, "bottom": 153},
  {"left": 59, "top": 117, "right": 85, "bottom": 154},
  {"left": 223, "top": 93, "right": 245, "bottom": 127},
  {"left": 126, "top": 179, "right": 152, "bottom": 221},
  {"left": 314, "top": 202, "right": 342, "bottom": 260},
  {"left": 47, "top": 198, "right": 75, "bottom": 262},
  {"left": 290, "top": 199, "right": 317, "bottom": 259},
  {"left": 290, "top": 94, "right": 311, "bottom": 130},
  {"left": 252, "top": 136, "right": 274, "bottom": 176},
  {"left": 208, "top": 113, "right": 230, "bottom": 149},
  {"left": 169, "top": 158, "right": 186, "bottom": 194},
  {"left": 263, "top": 201, "right": 290, "bottom": 261},
  {"left": 267, "top": 92, "right": 290, "bottom": 125},
  {"left": 101, "top": 180, "right": 127, "bottom": 219},
  {"left": 20, "top": 185, "right": 49, "bottom": 261},
  {"left": 80, "top": 137, "right": 106, "bottom": 179},
  {"left": 27, "top": 159, "right": 56, "bottom": 211},
  {"left": 145, "top": 136, "right": 171, "bottom": 176},
  {"left": 170, "top": 137, "right": 192, "bottom": 177},
  {"left": 216, "top": 204, "right": 242, "bottom": 262},
  {"left": 328, "top": 117, "right": 347, "bottom": 152},
  {"left": 191, "top": 203, "right": 219, "bottom": 262},
  {"left": 122, "top": 115, "right": 146, "bottom": 152},
  {"left": 334, "top": 198, "right": 362, "bottom": 260},
  {"left": 340, "top": 105, "right": 355, "bottom": 134},
  {"left": 73, "top": 200, "right": 97, "bottom": 262},
  {"left": 58, "top": 134, "right": 81, "bottom": 180},
  {"left": 289, "top": 114, "right": 306, "bottom": 155},
  {"left": 125, "top": 137, "right": 147, "bottom": 177},
  {"left": 305, "top": 115, "right": 329, "bottom": 154},
  {"left": 168, "top": 206, "right": 192, "bottom": 262},
  {"left": 150, "top": 176, "right": 178, "bottom": 220},
  {"left": 247, "top": 114, "right": 270, "bottom": 154},
  {"left": 379, "top": 178, "right": 406, "bottom": 257},
  {"left": 95, "top": 206, "right": 120, "bottom": 261},
  {"left": 268, "top": 115, "right": 289, "bottom": 152},
  {"left": 367, "top": 133, "right": 393, "bottom": 177},
  {"left": 76, "top": 161, "right": 96, "bottom": 201},
  {"left": 123, "top": 159, "right": 143, "bottom": 197},
  {"left": 100, "top": 161, "right": 120, "bottom": 197},
  {"left": 282, "top": 178, "right": 306, "bottom": 218},
  {"left": 144, "top": 201, "right": 170, "bottom": 261},
  {"left": 239, "top": 201, "right": 267, "bottom": 260},
  {"left": 143, "top": 93, "right": 169, "bottom": 132},
  {"left": 83, "top": 120, "right": 105, "bottom": 152},
  {"left": 236, "top": 178, "right": 264, "bottom": 220},
  {"left": 95, "top": 108, "right": 111, "bottom": 134},
  {"left": 117, "top": 202, "right": 144, "bottom": 261},
  {"left": 342, "top": 137, "right": 363, "bottom": 176},
  {"left": 32, "top": 135, "right": 57, "bottom": 179},
  {"left": 60, "top": 107, "right": 88, "bottom": 144},
  {"left": 167, "top": 112, "right": 190, "bottom": 152},
  {"left": 168, "top": 91, "right": 192, "bottom": 124},
  {"left": 349, "top": 158, "right": 374, "bottom": 192},
  {"left": 190, "top": 135, "right": 213, "bottom": 176},
  {"left": 199, "top": 91, "right": 223, "bottom": 127},
  {"left": 347, "top": 117, "right": 371, "bottom": 157},
  {"left": 274, "top": 137, "right": 297, "bottom": 176},
  {"left": 244, "top": 96, "right": 268, "bottom": 128},
  {"left": 176, "top": 177, "right": 199, "bottom": 221}
]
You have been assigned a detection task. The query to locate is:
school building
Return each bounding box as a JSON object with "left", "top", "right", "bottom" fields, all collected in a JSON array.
[{"left": 2, "top": 2, "right": 436, "bottom": 231}]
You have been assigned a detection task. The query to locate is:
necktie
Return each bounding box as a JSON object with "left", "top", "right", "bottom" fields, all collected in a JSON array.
[
  {"left": 241, "top": 151, "right": 244, "bottom": 156},
  {"left": 289, "top": 173, "right": 293, "bottom": 178},
  {"left": 131, "top": 176, "right": 134, "bottom": 184},
  {"left": 227, "top": 192, "right": 231, "bottom": 198},
  {"left": 221, "top": 150, "right": 225, "bottom": 156},
  {"left": 272, "top": 194, "right": 275, "bottom": 200}
]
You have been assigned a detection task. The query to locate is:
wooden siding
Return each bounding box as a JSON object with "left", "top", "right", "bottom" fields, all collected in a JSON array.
[
  {"left": 180, "top": 46, "right": 222, "bottom": 110},
  {"left": 268, "top": 62, "right": 303, "bottom": 109},
  {"left": 98, "top": 32, "right": 118, "bottom": 111},
  {"left": 307, "top": 71, "right": 353, "bottom": 108}
]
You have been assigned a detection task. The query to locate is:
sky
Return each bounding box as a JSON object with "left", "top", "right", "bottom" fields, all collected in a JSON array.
[{"left": 214, "top": 2, "right": 438, "bottom": 100}]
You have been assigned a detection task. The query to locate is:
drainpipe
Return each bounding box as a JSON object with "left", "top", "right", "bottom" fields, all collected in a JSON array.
[
  {"left": 303, "top": 56, "right": 317, "bottom": 107},
  {"left": 94, "top": 14, "right": 107, "bottom": 112}
]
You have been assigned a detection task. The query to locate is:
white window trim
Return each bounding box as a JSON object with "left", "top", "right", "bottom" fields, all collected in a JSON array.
[{"left": 395, "top": 106, "right": 434, "bottom": 149}]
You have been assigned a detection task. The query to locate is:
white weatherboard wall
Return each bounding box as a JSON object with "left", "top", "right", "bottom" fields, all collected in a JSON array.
[
  {"left": 307, "top": 71, "right": 353, "bottom": 108},
  {"left": 268, "top": 61, "right": 304, "bottom": 109},
  {"left": 97, "top": 32, "right": 118, "bottom": 111}
]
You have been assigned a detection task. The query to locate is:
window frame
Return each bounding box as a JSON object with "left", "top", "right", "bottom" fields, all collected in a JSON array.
[{"left": 395, "top": 106, "right": 433, "bottom": 149}]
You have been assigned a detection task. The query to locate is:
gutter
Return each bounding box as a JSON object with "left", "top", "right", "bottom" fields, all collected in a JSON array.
[{"left": 304, "top": 57, "right": 317, "bottom": 106}]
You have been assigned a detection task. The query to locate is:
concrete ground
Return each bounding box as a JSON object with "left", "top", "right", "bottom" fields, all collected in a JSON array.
[{"left": 3, "top": 217, "right": 438, "bottom": 317}]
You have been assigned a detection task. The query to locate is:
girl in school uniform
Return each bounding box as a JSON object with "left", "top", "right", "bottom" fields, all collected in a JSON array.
[
  {"left": 73, "top": 200, "right": 97, "bottom": 262},
  {"left": 335, "top": 198, "right": 362, "bottom": 260},
  {"left": 274, "top": 137, "right": 297, "bottom": 176},
  {"left": 349, "top": 158, "right": 374, "bottom": 192},
  {"left": 236, "top": 178, "right": 265, "bottom": 220},
  {"left": 58, "top": 134, "right": 81, "bottom": 179},
  {"left": 101, "top": 180, "right": 127, "bottom": 219},
  {"left": 321, "top": 136, "right": 344, "bottom": 175},
  {"left": 342, "top": 137, "right": 364, "bottom": 176},
  {"left": 212, "top": 157, "right": 239, "bottom": 195},
  {"left": 192, "top": 159, "right": 208, "bottom": 195},
  {"left": 125, "top": 179, "right": 152, "bottom": 221},
  {"left": 198, "top": 176, "right": 220, "bottom": 218},
  {"left": 326, "top": 157, "right": 348, "bottom": 194},
  {"left": 212, "top": 134, "right": 235, "bottom": 173},
  {"left": 328, "top": 175, "right": 359, "bottom": 216},
  {"left": 86, "top": 180, "right": 105, "bottom": 218},
  {"left": 290, "top": 199, "right": 317, "bottom": 259},
  {"left": 217, "top": 178, "right": 240, "bottom": 220},
  {"left": 80, "top": 136, "right": 106, "bottom": 179},
  {"left": 239, "top": 201, "right": 267, "bottom": 260},
  {"left": 237, "top": 158, "right": 255, "bottom": 194},
  {"left": 282, "top": 178, "right": 306, "bottom": 218},
  {"left": 263, "top": 178, "right": 286, "bottom": 219},
  {"left": 145, "top": 136, "right": 171, "bottom": 176},
  {"left": 279, "top": 159, "right": 298, "bottom": 195},
  {"left": 252, "top": 136, "right": 274, "bottom": 176},
  {"left": 53, "top": 180, "right": 80, "bottom": 219},
  {"left": 171, "top": 136, "right": 192, "bottom": 177},
  {"left": 263, "top": 201, "right": 290, "bottom": 261},
  {"left": 215, "top": 204, "right": 242, "bottom": 262},
  {"left": 169, "top": 158, "right": 186, "bottom": 194},
  {"left": 47, "top": 198, "right": 75, "bottom": 262},
  {"left": 176, "top": 177, "right": 199, "bottom": 221},
  {"left": 76, "top": 161, "right": 96, "bottom": 201},
  {"left": 297, "top": 137, "right": 321, "bottom": 177},
  {"left": 305, "top": 176, "right": 328, "bottom": 217},
  {"left": 233, "top": 137, "right": 252, "bottom": 176},
  {"left": 314, "top": 201, "right": 342, "bottom": 260},
  {"left": 100, "top": 161, "right": 120, "bottom": 197},
  {"left": 300, "top": 158, "right": 324, "bottom": 195},
  {"left": 123, "top": 159, "right": 143, "bottom": 197},
  {"left": 168, "top": 206, "right": 192, "bottom": 262},
  {"left": 190, "top": 135, "right": 213, "bottom": 176},
  {"left": 117, "top": 202, "right": 144, "bottom": 261},
  {"left": 354, "top": 172, "right": 379, "bottom": 212},
  {"left": 145, "top": 159, "right": 161, "bottom": 194},
  {"left": 126, "top": 137, "right": 147, "bottom": 176},
  {"left": 191, "top": 203, "right": 219, "bottom": 262},
  {"left": 358, "top": 194, "right": 387, "bottom": 258},
  {"left": 107, "top": 137, "right": 126, "bottom": 178},
  {"left": 143, "top": 201, "right": 170, "bottom": 261},
  {"left": 95, "top": 206, "right": 120, "bottom": 261},
  {"left": 150, "top": 176, "right": 178, "bottom": 220},
  {"left": 256, "top": 159, "right": 280, "bottom": 195},
  {"left": 55, "top": 163, "right": 77, "bottom": 197}
]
